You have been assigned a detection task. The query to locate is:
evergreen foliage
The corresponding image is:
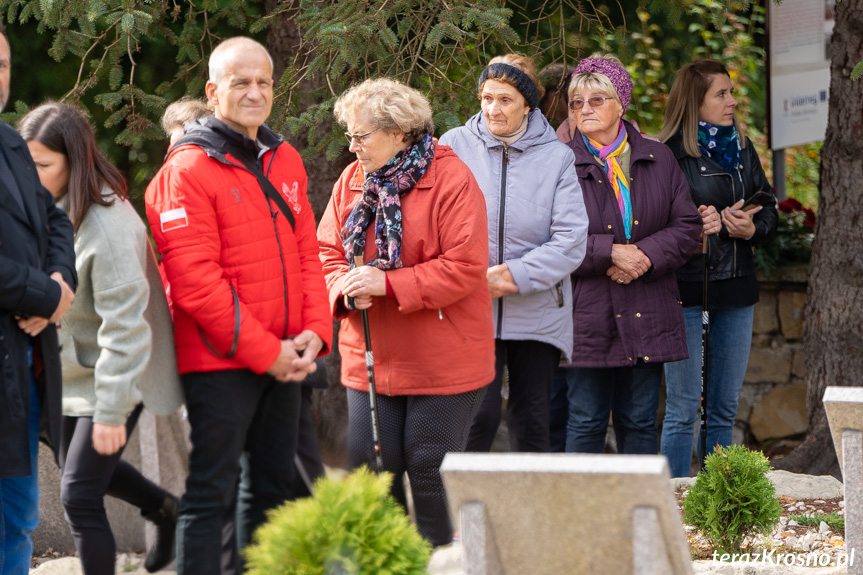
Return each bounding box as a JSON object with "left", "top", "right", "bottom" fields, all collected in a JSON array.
[
  {"left": 790, "top": 512, "right": 844, "bottom": 532},
  {"left": 683, "top": 445, "right": 782, "bottom": 554},
  {"left": 274, "top": 0, "right": 518, "bottom": 158},
  {"left": 0, "top": 0, "right": 761, "bottom": 157},
  {"left": 243, "top": 467, "right": 431, "bottom": 575}
]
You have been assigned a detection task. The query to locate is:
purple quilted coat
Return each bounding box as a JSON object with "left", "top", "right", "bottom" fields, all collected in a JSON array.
[{"left": 563, "top": 121, "right": 701, "bottom": 368}]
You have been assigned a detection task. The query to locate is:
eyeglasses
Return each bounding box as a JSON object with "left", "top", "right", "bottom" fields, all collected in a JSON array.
[
  {"left": 344, "top": 128, "right": 379, "bottom": 146},
  {"left": 568, "top": 96, "right": 615, "bottom": 111}
]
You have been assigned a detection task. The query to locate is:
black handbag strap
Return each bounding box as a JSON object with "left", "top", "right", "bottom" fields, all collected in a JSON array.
[
  {"left": 251, "top": 168, "right": 295, "bottom": 230},
  {"left": 170, "top": 129, "right": 296, "bottom": 230}
]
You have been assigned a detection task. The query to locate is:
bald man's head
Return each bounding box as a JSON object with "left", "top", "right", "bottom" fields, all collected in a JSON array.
[
  {"left": 209, "top": 37, "right": 274, "bottom": 85},
  {"left": 205, "top": 37, "right": 275, "bottom": 140}
]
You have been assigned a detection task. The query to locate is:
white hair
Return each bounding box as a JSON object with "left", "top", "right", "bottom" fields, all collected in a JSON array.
[{"left": 208, "top": 37, "right": 274, "bottom": 84}]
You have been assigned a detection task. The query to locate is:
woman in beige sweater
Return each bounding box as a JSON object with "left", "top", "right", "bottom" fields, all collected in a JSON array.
[{"left": 19, "top": 102, "right": 183, "bottom": 575}]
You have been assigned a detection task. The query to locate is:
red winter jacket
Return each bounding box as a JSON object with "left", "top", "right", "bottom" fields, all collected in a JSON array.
[
  {"left": 145, "top": 117, "right": 331, "bottom": 375},
  {"left": 318, "top": 146, "right": 494, "bottom": 396}
]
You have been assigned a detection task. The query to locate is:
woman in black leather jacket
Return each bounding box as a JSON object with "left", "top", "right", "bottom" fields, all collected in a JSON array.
[{"left": 657, "top": 60, "right": 777, "bottom": 477}]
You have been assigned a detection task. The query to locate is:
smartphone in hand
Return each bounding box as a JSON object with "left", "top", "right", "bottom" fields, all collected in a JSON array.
[{"left": 741, "top": 191, "right": 775, "bottom": 212}]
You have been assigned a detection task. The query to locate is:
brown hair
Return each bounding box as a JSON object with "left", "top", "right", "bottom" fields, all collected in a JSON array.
[
  {"left": 657, "top": 59, "right": 747, "bottom": 156},
  {"left": 484, "top": 54, "right": 546, "bottom": 101},
  {"left": 19, "top": 102, "right": 127, "bottom": 232}
]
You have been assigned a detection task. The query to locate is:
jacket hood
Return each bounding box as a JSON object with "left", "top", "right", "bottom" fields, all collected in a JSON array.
[
  {"left": 168, "top": 115, "right": 283, "bottom": 168},
  {"left": 465, "top": 109, "right": 560, "bottom": 151}
]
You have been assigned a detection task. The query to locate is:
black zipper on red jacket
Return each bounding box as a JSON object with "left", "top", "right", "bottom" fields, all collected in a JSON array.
[{"left": 263, "top": 150, "right": 290, "bottom": 339}]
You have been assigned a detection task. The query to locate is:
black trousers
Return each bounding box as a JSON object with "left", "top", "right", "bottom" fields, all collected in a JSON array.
[
  {"left": 346, "top": 386, "right": 484, "bottom": 546},
  {"left": 289, "top": 385, "right": 325, "bottom": 498},
  {"left": 220, "top": 385, "right": 324, "bottom": 575},
  {"left": 59, "top": 404, "right": 166, "bottom": 575},
  {"left": 177, "top": 369, "right": 300, "bottom": 575},
  {"left": 466, "top": 339, "right": 561, "bottom": 453}
]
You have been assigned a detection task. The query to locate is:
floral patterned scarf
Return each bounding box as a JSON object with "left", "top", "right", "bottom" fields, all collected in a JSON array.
[
  {"left": 697, "top": 120, "right": 742, "bottom": 175},
  {"left": 341, "top": 134, "right": 435, "bottom": 270}
]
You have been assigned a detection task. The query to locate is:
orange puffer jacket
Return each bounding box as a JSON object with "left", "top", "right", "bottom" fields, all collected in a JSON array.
[
  {"left": 318, "top": 145, "right": 494, "bottom": 396},
  {"left": 146, "top": 118, "right": 331, "bottom": 375}
]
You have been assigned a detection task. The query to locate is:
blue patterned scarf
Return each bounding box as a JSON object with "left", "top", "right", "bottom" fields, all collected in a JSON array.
[
  {"left": 341, "top": 134, "right": 435, "bottom": 270},
  {"left": 697, "top": 121, "right": 741, "bottom": 175}
]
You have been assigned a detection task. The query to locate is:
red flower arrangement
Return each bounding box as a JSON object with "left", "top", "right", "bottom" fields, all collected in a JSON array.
[{"left": 777, "top": 198, "right": 816, "bottom": 231}]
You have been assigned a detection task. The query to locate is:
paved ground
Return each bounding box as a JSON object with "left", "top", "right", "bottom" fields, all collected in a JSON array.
[
  {"left": 30, "top": 554, "right": 172, "bottom": 574},
  {"left": 30, "top": 472, "right": 847, "bottom": 574}
]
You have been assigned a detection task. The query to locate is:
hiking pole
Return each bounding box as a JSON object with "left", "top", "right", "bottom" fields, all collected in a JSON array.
[
  {"left": 699, "top": 236, "right": 710, "bottom": 471},
  {"left": 354, "top": 256, "right": 384, "bottom": 475}
]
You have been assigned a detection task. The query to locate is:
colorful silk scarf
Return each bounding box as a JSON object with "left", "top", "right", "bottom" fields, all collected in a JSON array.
[
  {"left": 341, "top": 134, "right": 435, "bottom": 270},
  {"left": 582, "top": 121, "right": 632, "bottom": 239},
  {"left": 697, "top": 120, "right": 742, "bottom": 175}
]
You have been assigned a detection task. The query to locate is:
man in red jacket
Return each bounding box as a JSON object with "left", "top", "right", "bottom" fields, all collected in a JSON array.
[{"left": 145, "top": 36, "right": 331, "bottom": 574}]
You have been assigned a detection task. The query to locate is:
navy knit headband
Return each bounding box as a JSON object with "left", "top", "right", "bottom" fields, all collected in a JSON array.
[{"left": 478, "top": 63, "right": 540, "bottom": 110}]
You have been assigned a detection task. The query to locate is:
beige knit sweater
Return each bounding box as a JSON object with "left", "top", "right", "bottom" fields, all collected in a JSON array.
[{"left": 58, "top": 190, "right": 183, "bottom": 425}]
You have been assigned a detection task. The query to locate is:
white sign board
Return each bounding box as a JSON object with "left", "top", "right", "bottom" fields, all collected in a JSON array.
[{"left": 768, "top": 0, "right": 833, "bottom": 150}]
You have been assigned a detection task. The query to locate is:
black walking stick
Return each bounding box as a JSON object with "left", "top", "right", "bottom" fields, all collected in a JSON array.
[
  {"left": 699, "top": 236, "right": 710, "bottom": 471},
  {"left": 354, "top": 256, "right": 384, "bottom": 475}
]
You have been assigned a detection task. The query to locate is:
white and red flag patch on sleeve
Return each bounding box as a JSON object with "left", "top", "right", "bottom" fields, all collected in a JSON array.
[{"left": 160, "top": 207, "right": 189, "bottom": 232}]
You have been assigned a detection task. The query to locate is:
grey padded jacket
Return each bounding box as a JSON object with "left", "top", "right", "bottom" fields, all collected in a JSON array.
[{"left": 439, "top": 110, "right": 588, "bottom": 360}]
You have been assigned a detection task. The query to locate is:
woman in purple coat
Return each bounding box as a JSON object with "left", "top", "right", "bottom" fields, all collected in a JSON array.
[{"left": 558, "top": 54, "right": 703, "bottom": 454}]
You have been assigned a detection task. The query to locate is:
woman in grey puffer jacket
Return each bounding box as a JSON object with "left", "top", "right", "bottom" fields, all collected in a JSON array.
[{"left": 439, "top": 54, "right": 588, "bottom": 452}]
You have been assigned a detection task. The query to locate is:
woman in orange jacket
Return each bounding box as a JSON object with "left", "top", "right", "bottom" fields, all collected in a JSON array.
[{"left": 317, "top": 78, "right": 494, "bottom": 546}]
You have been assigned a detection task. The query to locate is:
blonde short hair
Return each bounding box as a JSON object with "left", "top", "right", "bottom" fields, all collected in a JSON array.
[
  {"left": 161, "top": 98, "right": 212, "bottom": 137},
  {"left": 334, "top": 78, "right": 433, "bottom": 144},
  {"left": 568, "top": 53, "right": 625, "bottom": 108}
]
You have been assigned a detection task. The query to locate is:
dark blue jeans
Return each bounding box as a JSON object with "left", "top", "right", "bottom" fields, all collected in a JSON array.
[
  {"left": 564, "top": 361, "right": 662, "bottom": 454},
  {"left": 177, "top": 370, "right": 300, "bottom": 575},
  {"left": 661, "top": 304, "right": 754, "bottom": 477},
  {"left": 0, "top": 352, "right": 40, "bottom": 575}
]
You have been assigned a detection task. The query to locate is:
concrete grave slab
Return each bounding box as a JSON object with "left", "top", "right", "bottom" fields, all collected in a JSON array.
[
  {"left": 823, "top": 386, "right": 863, "bottom": 575},
  {"left": 440, "top": 453, "right": 692, "bottom": 575}
]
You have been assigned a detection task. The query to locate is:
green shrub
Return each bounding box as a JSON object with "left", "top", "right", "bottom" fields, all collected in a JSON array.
[
  {"left": 683, "top": 445, "right": 782, "bottom": 554},
  {"left": 244, "top": 467, "right": 432, "bottom": 575},
  {"left": 791, "top": 512, "right": 845, "bottom": 532}
]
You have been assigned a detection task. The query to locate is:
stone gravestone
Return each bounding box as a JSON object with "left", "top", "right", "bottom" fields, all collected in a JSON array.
[
  {"left": 823, "top": 386, "right": 863, "bottom": 574},
  {"left": 440, "top": 453, "right": 692, "bottom": 575}
]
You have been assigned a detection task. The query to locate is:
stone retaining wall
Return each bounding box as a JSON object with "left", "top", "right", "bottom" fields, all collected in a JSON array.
[{"left": 737, "top": 264, "right": 810, "bottom": 445}]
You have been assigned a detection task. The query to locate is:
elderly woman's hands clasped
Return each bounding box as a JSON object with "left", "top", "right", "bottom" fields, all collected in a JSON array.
[{"left": 607, "top": 244, "right": 652, "bottom": 285}]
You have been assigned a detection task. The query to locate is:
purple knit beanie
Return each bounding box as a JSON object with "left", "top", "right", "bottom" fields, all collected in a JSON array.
[{"left": 571, "top": 57, "right": 633, "bottom": 111}]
